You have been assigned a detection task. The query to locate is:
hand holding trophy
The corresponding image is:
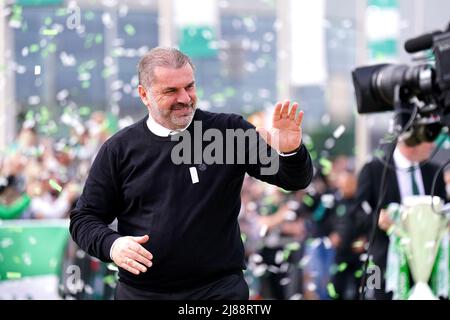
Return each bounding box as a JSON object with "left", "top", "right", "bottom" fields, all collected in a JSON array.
[{"left": 386, "top": 196, "right": 449, "bottom": 300}]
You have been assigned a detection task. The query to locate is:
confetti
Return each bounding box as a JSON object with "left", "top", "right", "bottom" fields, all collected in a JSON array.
[
  {"left": 49, "top": 179, "right": 62, "bottom": 193},
  {"left": 6, "top": 272, "right": 22, "bottom": 280},
  {"left": 274, "top": 250, "right": 285, "bottom": 265},
  {"left": 28, "top": 236, "right": 37, "bottom": 245},
  {"left": 327, "top": 283, "right": 338, "bottom": 299},
  {"left": 354, "top": 270, "right": 363, "bottom": 278},
  {"left": 337, "top": 262, "right": 348, "bottom": 272},
  {"left": 279, "top": 277, "right": 291, "bottom": 286},
  {"left": 41, "top": 29, "right": 58, "bottom": 36},
  {"left": 336, "top": 204, "right": 346, "bottom": 217},
  {"left": 302, "top": 194, "right": 315, "bottom": 207},
  {"left": 319, "top": 157, "right": 332, "bottom": 175},
  {"left": 333, "top": 125, "right": 346, "bottom": 139},
  {"left": 34, "top": 65, "right": 41, "bottom": 75},
  {"left": 361, "top": 201, "right": 372, "bottom": 215},
  {"left": 124, "top": 24, "right": 136, "bottom": 36}
]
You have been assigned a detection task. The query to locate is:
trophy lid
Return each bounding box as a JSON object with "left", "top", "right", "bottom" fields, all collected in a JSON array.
[{"left": 402, "top": 196, "right": 443, "bottom": 208}]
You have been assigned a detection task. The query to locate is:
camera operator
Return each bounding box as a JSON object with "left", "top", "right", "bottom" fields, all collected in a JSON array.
[{"left": 353, "top": 140, "right": 446, "bottom": 300}]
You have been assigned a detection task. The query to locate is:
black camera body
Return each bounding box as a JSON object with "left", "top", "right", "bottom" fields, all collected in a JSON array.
[{"left": 352, "top": 24, "right": 450, "bottom": 146}]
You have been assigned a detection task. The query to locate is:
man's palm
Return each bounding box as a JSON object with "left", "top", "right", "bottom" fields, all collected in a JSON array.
[{"left": 258, "top": 100, "right": 304, "bottom": 153}]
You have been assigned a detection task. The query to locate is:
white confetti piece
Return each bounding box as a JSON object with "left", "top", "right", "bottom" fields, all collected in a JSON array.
[
  {"left": 280, "top": 277, "right": 291, "bottom": 286},
  {"left": 362, "top": 201, "right": 372, "bottom": 215},
  {"left": 34, "top": 65, "right": 41, "bottom": 75},
  {"left": 333, "top": 125, "right": 346, "bottom": 139},
  {"left": 275, "top": 250, "right": 284, "bottom": 265}
]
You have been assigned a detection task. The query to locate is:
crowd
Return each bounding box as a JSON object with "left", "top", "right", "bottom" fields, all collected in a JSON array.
[{"left": 1, "top": 113, "right": 449, "bottom": 300}]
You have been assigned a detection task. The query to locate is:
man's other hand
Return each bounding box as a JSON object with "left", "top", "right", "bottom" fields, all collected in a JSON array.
[{"left": 111, "top": 235, "right": 153, "bottom": 275}]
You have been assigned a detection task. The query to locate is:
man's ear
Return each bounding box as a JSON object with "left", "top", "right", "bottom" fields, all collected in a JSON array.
[{"left": 138, "top": 85, "right": 149, "bottom": 106}]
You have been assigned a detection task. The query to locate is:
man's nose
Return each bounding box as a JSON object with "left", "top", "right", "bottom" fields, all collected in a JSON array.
[{"left": 177, "top": 88, "right": 191, "bottom": 104}]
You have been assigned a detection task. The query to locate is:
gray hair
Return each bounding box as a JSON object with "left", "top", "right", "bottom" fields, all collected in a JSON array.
[{"left": 138, "top": 47, "right": 195, "bottom": 89}]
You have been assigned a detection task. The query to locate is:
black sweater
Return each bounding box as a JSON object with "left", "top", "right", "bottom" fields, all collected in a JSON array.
[{"left": 70, "top": 109, "right": 313, "bottom": 291}]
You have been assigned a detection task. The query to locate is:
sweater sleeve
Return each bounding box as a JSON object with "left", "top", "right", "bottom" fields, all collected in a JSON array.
[
  {"left": 233, "top": 115, "right": 313, "bottom": 191},
  {"left": 69, "top": 142, "right": 122, "bottom": 262}
]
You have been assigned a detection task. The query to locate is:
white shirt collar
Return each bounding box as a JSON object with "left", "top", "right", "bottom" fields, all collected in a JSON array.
[
  {"left": 146, "top": 112, "right": 194, "bottom": 137},
  {"left": 393, "top": 147, "right": 418, "bottom": 170}
]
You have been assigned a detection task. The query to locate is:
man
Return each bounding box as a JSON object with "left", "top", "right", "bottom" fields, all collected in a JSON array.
[
  {"left": 354, "top": 140, "right": 446, "bottom": 299},
  {"left": 69, "top": 47, "right": 313, "bottom": 300}
]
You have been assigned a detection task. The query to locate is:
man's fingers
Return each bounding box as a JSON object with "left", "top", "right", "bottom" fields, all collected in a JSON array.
[
  {"left": 129, "top": 241, "right": 153, "bottom": 260},
  {"left": 273, "top": 102, "right": 282, "bottom": 121},
  {"left": 289, "top": 103, "right": 298, "bottom": 120},
  {"left": 131, "top": 235, "right": 149, "bottom": 244},
  {"left": 126, "top": 249, "right": 153, "bottom": 268},
  {"left": 122, "top": 256, "right": 148, "bottom": 274},
  {"left": 295, "top": 110, "right": 304, "bottom": 127},
  {"left": 280, "top": 100, "right": 290, "bottom": 118}
]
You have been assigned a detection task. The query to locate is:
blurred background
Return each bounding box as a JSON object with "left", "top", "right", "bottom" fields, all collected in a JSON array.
[{"left": 0, "top": 0, "right": 449, "bottom": 300}]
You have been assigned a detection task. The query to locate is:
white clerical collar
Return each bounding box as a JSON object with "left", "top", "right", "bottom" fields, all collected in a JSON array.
[
  {"left": 393, "top": 147, "right": 418, "bottom": 170},
  {"left": 146, "top": 112, "right": 194, "bottom": 137}
]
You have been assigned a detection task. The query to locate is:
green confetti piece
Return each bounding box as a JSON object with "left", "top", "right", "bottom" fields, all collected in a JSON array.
[
  {"left": 224, "top": 87, "right": 236, "bottom": 97},
  {"left": 310, "top": 150, "right": 318, "bottom": 161},
  {"left": 13, "top": 5, "right": 22, "bottom": 16},
  {"left": 302, "top": 194, "right": 315, "bottom": 207},
  {"left": 327, "top": 283, "right": 338, "bottom": 299},
  {"left": 29, "top": 44, "right": 39, "bottom": 53},
  {"left": 196, "top": 87, "right": 204, "bottom": 99},
  {"left": 25, "top": 110, "right": 34, "bottom": 121},
  {"left": 211, "top": 93, "right": 226, "bottom": 104},
  {"left": 352, "top": 240, "right": 364, "bottom": 249},
  {"left": 49, "top": 258, "right": 57, "bottom": 269},
  {"left": 6, "top": 272, "right": 22, "bottom": 280},
  {"left": 102, "top": 68, "right": 114, "bottom": 79},
  {"left": 285, "top": 242, "right": 300, "bottom": 251},
  {"left": 337, "top": 262, "right": 348, "bottom": 272},
  {"left": 49, "top": 179, "right": 62, "bottom": 193},
  {"left": 95, "top": 34, "right": 103, "bottom": 44},
  {"left": 81, "top": 81, "right": 91, "bottom": 89},
  {"left": 6, "top": 226, "right": 23, "bottom": 233},
  {"left": 103, "top": 275, "right": 115, "bottom": 286},
  {"left": 85, "top": 60, "right": 96, "bottom": 70},
  {"left": 336, "top": 204, "right": 347, "bottom": 217},
  {"left": 39, "top": 107, "right": 49, "bottom": 124},
  {"left": 84, "top": 11, "right": 95, "bottom": 21},
  {"left": 79, "top": 106, "right": 91, "bottom": 116},
  {"left": 44, "top": 17, "right": 52, "bottom": 26},
  {"left": 241, "top": 233, "right": 247, "bottom": 243},
  {"left": 55, "top": 8, "right": 68, "bottom": 16},
  {"left": 124, "top": 24, "right": 136, "bottom": 36},
  {"left": 48, "top": 43, "right": 57, "bottom": 53},
  {"left": 283, "top": 249, "right": 291, "bottom": 261},
  {"left": 319, "top": 157, "right": 332, "bottom": 175},
  {"left": 41, "top": 29, "right": 58, "bottom": 36},
  {"left": 374, "top": 149, "right": 385, "bottom": 159},
  {"left": 260, "top": 207, "right": 270, "bottom": 216},
  {"left": 354, "top": 269, "right": 363, "bottom": 278}
]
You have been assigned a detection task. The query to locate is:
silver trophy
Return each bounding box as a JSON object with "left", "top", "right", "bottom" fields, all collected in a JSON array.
[{"left": 396, "top": 196, "right": 448, "bottom": 300}]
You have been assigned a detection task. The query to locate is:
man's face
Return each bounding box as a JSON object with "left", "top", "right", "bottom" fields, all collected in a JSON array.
[
  {"left": 399, "top": 141, "right": 435, "bottom": 163},
  {"left": 139, "top": 64, "right": 197, "bottom": 130}
]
